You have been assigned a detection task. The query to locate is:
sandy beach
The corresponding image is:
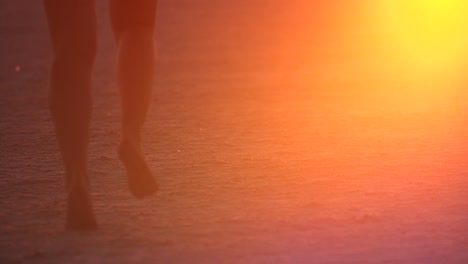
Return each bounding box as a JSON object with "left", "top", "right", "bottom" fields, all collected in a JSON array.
[{"left": 1, "top": 1, "right": 468, "bottom": 263}]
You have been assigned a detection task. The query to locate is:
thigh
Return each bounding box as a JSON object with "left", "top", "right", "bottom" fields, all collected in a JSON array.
[
  {"left": 43, "top": 0, "right": 97, "bottom": 55},
  {"left": 109, "top": 0, "right": 157, "bottom": 37}
]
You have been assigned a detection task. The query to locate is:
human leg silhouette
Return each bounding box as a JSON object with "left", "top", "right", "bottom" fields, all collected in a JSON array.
[
  {"left": 44, "top": 0, "right": 158, "bottom": 229},
  {"left": 110, "top": 0, "right": 158, "bottom": 198},
  {"left": 44, "top": 0, "right": 98, "bottom": 230}
]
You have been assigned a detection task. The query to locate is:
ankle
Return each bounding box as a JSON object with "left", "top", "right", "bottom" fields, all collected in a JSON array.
[
  {"left": 120, "top": 133, "right": 142, "bottom": 148},
  {"left": 66, "top": 175, "right": 90, "bottom": 194}
]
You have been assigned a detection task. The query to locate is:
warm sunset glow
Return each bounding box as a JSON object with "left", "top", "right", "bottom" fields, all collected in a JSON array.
[{"left": 377, "top": 0, "right": 468, "bottom": 76}]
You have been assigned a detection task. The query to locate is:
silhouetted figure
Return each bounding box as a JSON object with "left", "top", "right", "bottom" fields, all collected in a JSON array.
[{"left": 44, "top": 0, "right": 158, "bottom": 230}]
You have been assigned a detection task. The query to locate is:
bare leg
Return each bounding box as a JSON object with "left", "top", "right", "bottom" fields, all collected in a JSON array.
[
  {"left": 44, "top": 0, "right": 98, "bottom": 230},
  {"left": 110, "top": 1, "right": 158, "bottom": 198},
  {"left": 116, "top": 30, "right": 159, "bottom": 198}
]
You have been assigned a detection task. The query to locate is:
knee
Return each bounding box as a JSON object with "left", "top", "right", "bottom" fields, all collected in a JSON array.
[
  {"left": 117, "top": 28, "right": 155, "bottom": 45},
  {"left": 53, "top": 39, "right": 97, "bottom": 71}
]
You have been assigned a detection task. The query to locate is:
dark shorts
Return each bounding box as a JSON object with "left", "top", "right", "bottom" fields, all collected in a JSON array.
[
  {"left": 110, "top": 0, "right": 158, "bottom": 34},
  {"left": 44, "top": 0, "right": 158, "bottom": 48}
]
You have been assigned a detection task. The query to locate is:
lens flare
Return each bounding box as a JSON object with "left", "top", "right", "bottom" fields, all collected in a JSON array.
[{"left": 377, "top": 0, "right": 468, "bottom": 76}]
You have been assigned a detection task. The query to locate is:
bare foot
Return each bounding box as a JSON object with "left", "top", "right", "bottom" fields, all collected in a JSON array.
[
  {"left": 66, "top": 185, "right": 98, "bottom": 231},
  {"left": 118, "top": 138, "right": 158, "bottom": 199}
]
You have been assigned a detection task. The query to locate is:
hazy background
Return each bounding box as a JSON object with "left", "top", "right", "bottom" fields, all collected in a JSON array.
[{"left": 0, "top": 0, "right": 467, "bottom": 263}]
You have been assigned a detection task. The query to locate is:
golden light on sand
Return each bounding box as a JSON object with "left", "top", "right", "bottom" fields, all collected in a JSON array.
[{"left": 377, "top": 0, "right": 468, "bottom": 78}]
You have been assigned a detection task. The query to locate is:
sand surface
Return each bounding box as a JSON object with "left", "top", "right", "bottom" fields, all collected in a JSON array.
[{"left": 1, "top": 1, "right": 468, "bottom": 263}]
